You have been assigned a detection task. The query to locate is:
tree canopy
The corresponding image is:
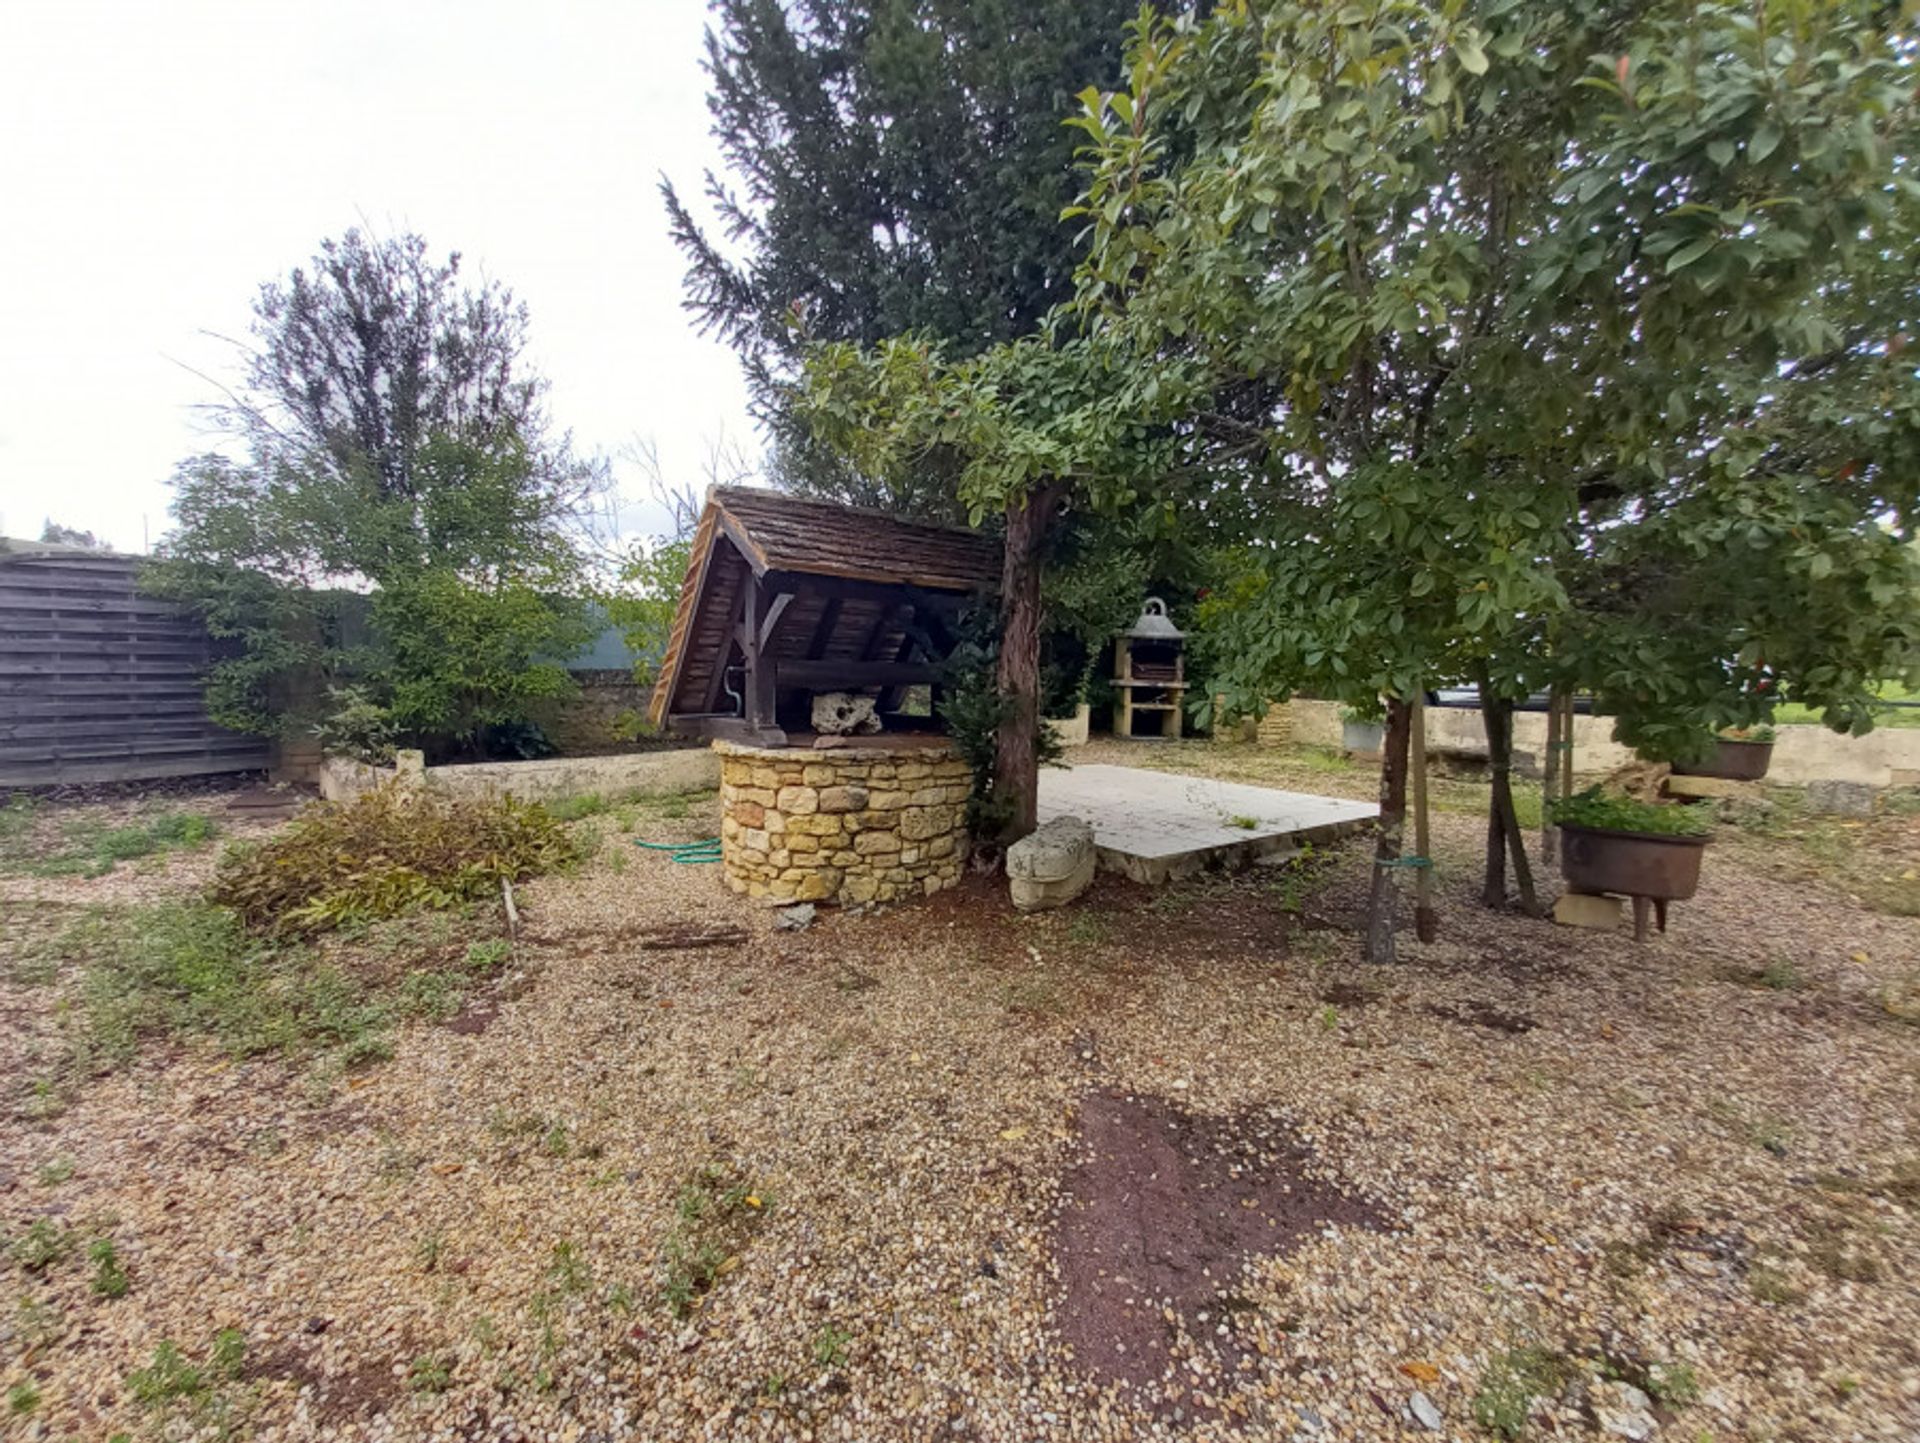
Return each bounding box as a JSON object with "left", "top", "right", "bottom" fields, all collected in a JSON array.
[
  {"left": 666, "top": 0, "right": 1135, "bottom": 509},
  {"left": 797, "top": 0, "right": 1920, "bottom": 953},
  {"left": 149, "top": 230, "right": 598, "bottom": 756}
]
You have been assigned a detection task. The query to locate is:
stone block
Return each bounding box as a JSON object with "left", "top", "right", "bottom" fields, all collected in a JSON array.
[
  {"left": 741, "top": 827, "right": 771, "bottom": 853},
  {"left": 854, "top": 829, "right": 903, "bottom": 855},
  {"left": 925, "top": 833, "right": 957, "bottom": 859},
  {"left": 733, "top": 801, "right": 765, "bottom": 827},
  {"left": 899, "top": 805, "right": 955, "bottom": 841},
  {"left": 910, "top": 786, "right": 949, "bottom": 807},
  {"left": 1552, "top": 891, "right": 1622, "bottom": 931},
  {"left": 802, "top": 764, "right": 837, "bottom": 786},
  {"left": 818, "top": 785, "right": 868, "bottom": 813},
  {"left": 842, "top": 875, "right": 879, "bottom": 904},
  {"left": 1806, "top": 779, "right": 1876, "bottom": 817},
  {"left": 739, "top": 787, "right": 776, "bottom": 808},
  {"left": 751, "top": 766, "right": 780, "bottom": 789},
  {"left": 867, "top": 789, "right": 910, "bottom": 811},
  {"left": 1007, "top": 815, "right": 1097, "bottom": 912},
  {"left": 786, "top": 833, "right": 819, "bottom": 854},
  {"left": 793, "top": 869, "right": 841, "bottom": 902},
  {"left": 777, "top": 785, "right": 819, "bottom": 816},
  {"left": 768, "top": 849, "right": 790, "bottom": 870},
  {"left": 831, "top": 850, "right": 861, "bottom": 867},
  {"left": 785, "top": 814, "right": 843, "bottom": 837},
  {"left": 763, "top": 810, "right": 786, "bottom": 833}
]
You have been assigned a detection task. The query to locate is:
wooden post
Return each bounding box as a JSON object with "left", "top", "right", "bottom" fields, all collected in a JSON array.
[
  {"left": 1411, "top": 691, "right": 1437, "bottom": 943},
  {"left": 1115, "top": 637, "right": 1135, "bottom": 739},
  {"left": 1542, "top": 686, "right": 1564, "bottom": 866},
  {"left": 739, "top": 575, "right": 776, "bottom": 736}
]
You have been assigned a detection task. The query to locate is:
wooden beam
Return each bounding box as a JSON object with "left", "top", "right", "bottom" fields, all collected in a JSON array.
[
  {"left": 741, "top": 574, "right": 776, "bottom": 730},
  {"left": 772, "top": 659, "right": 941, "bottom": 689},
  {"left": 763, "top": 570, "right": 965, "bottom": 615},
  {"left": 758, "top": 591, "right": 794, "bottom": 649},
  {"left": 804, "top": 594, "right": 843, "bottom": 660}
]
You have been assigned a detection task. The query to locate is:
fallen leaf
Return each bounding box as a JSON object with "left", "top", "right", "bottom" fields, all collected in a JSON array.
[
  {"left": 999, "top": 1126, "right": 1029, "bottom": 1142},
  {"left": 431, "top": 1161, "right": 463, "bottom": 1176},
  {"left": 1400, "top": 1361, "right": 1442, "bottom": 1384},
  {"left": 1851, "top": 951, "right": 1871, "bottom": 964},
  {"left": 745, "top": 1195, "right": 763, "bottom": 1209}
]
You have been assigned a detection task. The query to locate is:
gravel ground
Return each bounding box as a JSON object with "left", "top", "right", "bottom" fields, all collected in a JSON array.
[{"left": 2, "top": 748, "right": 1917, "bottom": 1442}]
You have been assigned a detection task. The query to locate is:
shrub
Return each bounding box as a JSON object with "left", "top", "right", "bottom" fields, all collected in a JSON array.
[
  {"left": 1549, "top": 787, "right": 1710, "bottom": 838},
  {"left": 212, "top": 784, "right": 578, "bottom": 933}
]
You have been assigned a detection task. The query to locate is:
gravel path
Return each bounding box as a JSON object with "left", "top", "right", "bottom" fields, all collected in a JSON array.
[{"left": 3, "top": 750, "right": 1917, "bottom": 1442}]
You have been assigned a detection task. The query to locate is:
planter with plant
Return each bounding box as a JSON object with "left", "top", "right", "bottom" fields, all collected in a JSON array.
[
  {"left": 1671, "top": 726, "right": 1776, "bottom": 782},
  {"left": 1549, "top": 787, "right": 1712, "bottom": 901},
  {"left": 1339, "top": 702, "right": 1385, "bottom": 758}
]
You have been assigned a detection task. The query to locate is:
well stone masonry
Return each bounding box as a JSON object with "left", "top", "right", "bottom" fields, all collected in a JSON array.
[{"left": 715, "top": 739, "right": 972, "bottom": 904}]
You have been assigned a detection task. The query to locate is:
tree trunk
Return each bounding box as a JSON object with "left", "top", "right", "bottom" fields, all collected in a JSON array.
[
  {"left": 1480, "top": 687, "right": 1510, "bottom": 908},
  {"left": 1363, "top": 694, "right": 1413, "bottom": 964},
  {"left": 991, "top": 483, "right": 1063, "bottom": 846},
  {"left": 1479, "top": 684, "right": 1542, "bottom": 914}
]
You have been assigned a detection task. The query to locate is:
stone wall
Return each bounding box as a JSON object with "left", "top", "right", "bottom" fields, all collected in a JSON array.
[
  {"left": 318, "top": 746, "right": 718, "bottom": 804},
  {"left": 717, "top": 739, "right": 972, "bottom": 905},
  {"left": 1271, "top": 697, "right": 1920, "bottom": 789},
  {"left": 532, "top": 669, "right": 656, "bottom": 754}
]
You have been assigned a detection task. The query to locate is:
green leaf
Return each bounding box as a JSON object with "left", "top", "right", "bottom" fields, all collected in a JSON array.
[
  {"left": 1664, "top": 237, "right": 1716, "bottom": 274},
  {"left": 1455, "top": 39, "right": 1488, "bottom": 76},
  {"left": 1749, "top": 124, "right": 1781, "bottom": 163}
]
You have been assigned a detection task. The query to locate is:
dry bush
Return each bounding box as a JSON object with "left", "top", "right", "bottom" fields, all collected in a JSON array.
[{"left": 212, "top": 784, "right": 578, "bottom": 933}]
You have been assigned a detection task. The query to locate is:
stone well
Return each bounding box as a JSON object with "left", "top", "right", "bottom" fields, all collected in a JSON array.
[{"left": 715, "top": 738, "right": 972, "bottom": 905}]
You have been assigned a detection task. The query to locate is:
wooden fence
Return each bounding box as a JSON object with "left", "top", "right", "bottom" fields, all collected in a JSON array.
[{"left": 0, "top": 548, "right": 270, "bottom": 786}]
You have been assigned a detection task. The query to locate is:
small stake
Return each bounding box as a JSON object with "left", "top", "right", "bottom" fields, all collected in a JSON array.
[{"left": 1411, "top": 690, "right": 1438, "bottom": 943}]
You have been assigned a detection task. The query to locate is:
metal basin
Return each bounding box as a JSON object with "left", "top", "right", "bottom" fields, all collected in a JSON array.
[
  {"left": 1560, "top": 825, "right": 1708, "bottom": 901},
  {"left": 1672, "top": 739, "right": 1773, "bottom": 782}
]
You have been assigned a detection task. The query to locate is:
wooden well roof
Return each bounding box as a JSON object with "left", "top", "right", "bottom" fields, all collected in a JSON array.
[{"left": 649, "top": 487, "right": 1000, "bottom": 737}]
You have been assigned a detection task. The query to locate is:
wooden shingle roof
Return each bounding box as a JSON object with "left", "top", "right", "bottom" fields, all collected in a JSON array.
[
  {"left": 705, "top": 486, "right": 999, "bottom": 592},
  {"left": 648, "top": 487, "right": 999, "bottom": 733}
]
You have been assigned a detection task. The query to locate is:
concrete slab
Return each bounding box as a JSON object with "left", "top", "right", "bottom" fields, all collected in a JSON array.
[{"left": 1035, "top": 764, "right": 1378, "bottom": 884}]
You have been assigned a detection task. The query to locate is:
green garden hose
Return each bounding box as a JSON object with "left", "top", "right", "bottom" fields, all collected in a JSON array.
[{"left": 634, "top": 837, "right": 723, "bottom": 864}]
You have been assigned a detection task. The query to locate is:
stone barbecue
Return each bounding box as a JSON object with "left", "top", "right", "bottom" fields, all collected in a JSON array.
[{"left": 716, "top": 738, "right": 972, "bottom": 905}]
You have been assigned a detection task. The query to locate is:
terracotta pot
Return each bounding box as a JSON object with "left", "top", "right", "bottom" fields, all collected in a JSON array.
[
  {"left": 1672, "top": 738, "right": 1773, "bottom": 781},
  {"left": 1559, "top": 824, "right": 1709, "bottom": 901}
]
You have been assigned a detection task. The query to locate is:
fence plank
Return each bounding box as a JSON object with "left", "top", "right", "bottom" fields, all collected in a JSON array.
[{"left": 0, "top": 553, "right": 268, "bottom": 786}]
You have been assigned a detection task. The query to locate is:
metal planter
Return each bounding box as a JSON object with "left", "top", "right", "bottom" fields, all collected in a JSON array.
[
  {"left": 1559, "top": 824, "right": 1709, "bottom": 902},
  {"left": 1672, "top": 739, "right": 1773, "bottom": 782}
]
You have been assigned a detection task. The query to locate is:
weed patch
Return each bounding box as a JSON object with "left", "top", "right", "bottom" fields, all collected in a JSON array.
[
  {"left": 1472, "top": 1346, "right": 1571, "bottom": 1439},
  {"left": 659, "top": 1162, "right": 769, "bottom": 1318},
  {"left": 0, "top": 804, "right": 217, "bottom": 879}
]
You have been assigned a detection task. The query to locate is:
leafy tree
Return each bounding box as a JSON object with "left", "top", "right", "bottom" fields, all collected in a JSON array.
[
  {"left": 666, "top": 0, "right": 1134, "bottom": 510},
  {"left": 148, "top": 232, "right": 601, "bottom": 756},
  {"left": 39, "top": 521, "right": 108, "bottom": 550},
  {"left": 799, "top": 332, "right": 1211, "bottom": 840},
  {"left": 1066, "top": 0, "right": 1920, "bottom": 954}
]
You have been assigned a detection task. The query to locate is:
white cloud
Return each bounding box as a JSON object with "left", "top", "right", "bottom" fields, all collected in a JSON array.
[{"left": 0, "top": 0, "right": 754, "bottom": 551}]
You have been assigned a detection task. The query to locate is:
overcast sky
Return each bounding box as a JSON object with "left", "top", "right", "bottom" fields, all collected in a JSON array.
[{"left": 0, "top": 0, "right": 754, "bottom": 552}]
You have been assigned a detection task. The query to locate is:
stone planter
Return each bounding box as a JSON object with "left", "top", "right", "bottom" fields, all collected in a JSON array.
[
  {"left": 1341, "top": 718, "right": 1385, "bottom": 758},
  {"left": 1672, "top": 738, "right": 1773, "bottom": 782},
  {"left": 716, "top": 738, "right": 972, "bottom": 905},
  {"left": 1043, "top": 703, "right": 1092, "bottom": 748},
  {"left": 1559, "top": 825, "right": 1709, "bottom": 901}
]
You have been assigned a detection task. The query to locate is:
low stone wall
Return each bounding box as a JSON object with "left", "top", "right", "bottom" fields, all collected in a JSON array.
[
  {"left": 717, "top": 739, "right": 972, "bottom": 905},
  {"left": 532, "top": 669, "right": 655, "bottom": 754},
  {"left": 318, "top": 746, "right": 718, "bottom": 804},
  {"left": 1269, "top": 698, "right": 1920, "bottom": 788}
]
